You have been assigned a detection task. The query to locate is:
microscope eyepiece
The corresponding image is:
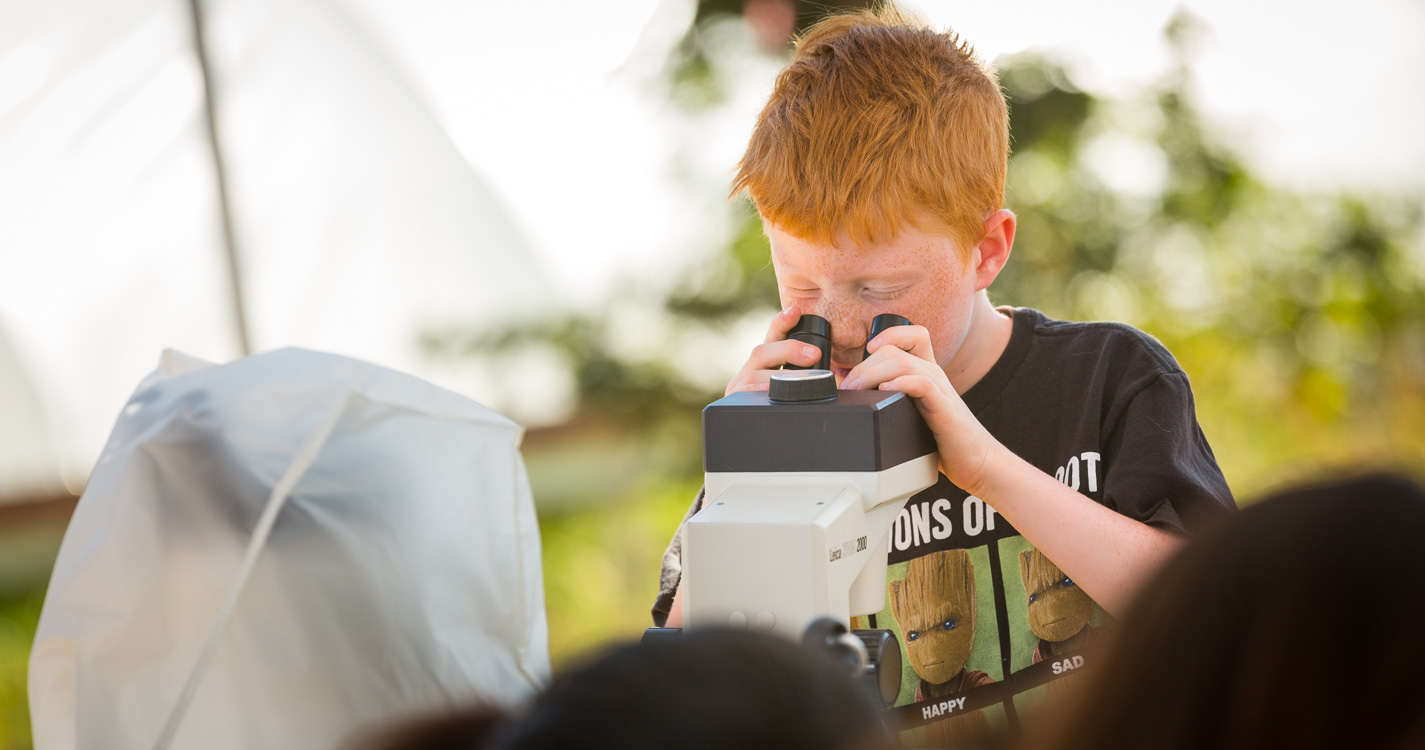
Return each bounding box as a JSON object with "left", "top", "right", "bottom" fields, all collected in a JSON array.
[
  {"left": 785, "top": 315, "right": 832, "bottom": 371},
  {"left": 862, "top": 313, "right": 912, "bottom": 362}
]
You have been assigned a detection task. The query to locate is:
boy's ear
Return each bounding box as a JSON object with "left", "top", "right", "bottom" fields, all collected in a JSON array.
[{"left": 972, "top": 209, "right": 1016, "bottom": 292}]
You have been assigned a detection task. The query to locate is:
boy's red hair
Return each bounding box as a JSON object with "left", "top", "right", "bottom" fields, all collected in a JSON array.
[{"left": 731, "top": 5, "right": 1008, "bottom": 254}]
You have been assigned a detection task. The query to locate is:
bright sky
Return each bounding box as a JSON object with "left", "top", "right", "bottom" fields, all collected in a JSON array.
[
  {"left": 920, "top": 0, "right": 1425, "bottom": 190},
  {"left": 346, "top": 0, "right": 1425, "bottom": 303}
]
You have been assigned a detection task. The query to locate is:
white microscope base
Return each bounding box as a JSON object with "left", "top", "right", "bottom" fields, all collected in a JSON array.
[{"left": 683, "top": 453, "right": 938, "bottom": 639}]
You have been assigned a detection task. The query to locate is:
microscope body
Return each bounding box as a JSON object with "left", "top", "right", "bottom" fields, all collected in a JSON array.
[{"left": 683, "top": 385, "right": 939, "bottom": 639}]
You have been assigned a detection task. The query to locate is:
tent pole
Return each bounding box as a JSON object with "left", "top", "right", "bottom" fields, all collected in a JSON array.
[{"left": 185, "top": 0, "right": 252, "bottom": 357}]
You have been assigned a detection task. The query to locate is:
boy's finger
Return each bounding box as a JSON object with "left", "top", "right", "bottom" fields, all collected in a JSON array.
[
  {"left": 845, "top": 348, "right": 946, "bottom": 393},
  {"left": 727, "top": 372, "right": 773, "bottom": 394},
  {"left": 763, "top": 305, "right": 802, "bottom": 344},
  {"left": 726, "top": 369, "right": 773, "bottom": 396},
  {"left": 877, "top": 373, "right": 928, "bottom": 399},
  {"left": 842, "top": 348, "right": 901, "bottom": 390},
  {"left": 878, "top": 373, "right": 949, "bottom": 403},
  {"left": 728, "top": 340, "right": 824, "bottom": 394},
  {"left": 865, "top": 324, "right": 935, "bottom": 363},
  {"left": 748, "top": 338, "right": 823, "bottom": 371}
]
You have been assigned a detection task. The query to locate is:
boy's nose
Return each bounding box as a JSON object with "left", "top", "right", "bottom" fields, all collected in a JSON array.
[{"left": 818, "top": 305, "right": 868, "bottom": 364}]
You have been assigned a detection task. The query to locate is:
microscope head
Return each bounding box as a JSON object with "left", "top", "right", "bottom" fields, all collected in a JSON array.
[
  {"left": 685, "top": 371, "right": 940, "bottom": 638},
  {"left": 703, "top": 372, "right": 936, "bottom": 499}
]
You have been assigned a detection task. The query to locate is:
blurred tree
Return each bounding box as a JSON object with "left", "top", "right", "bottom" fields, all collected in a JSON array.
[
  {"left": 992, "top": 12, "right": 1425, "bottom": 489},
  {"left": 666, "top": 0, "right": 867, "bottom": 107},
  {"left": 425, "top": 4, "right": 1425, "bottom": 663},
  {"left": 430, "top": 6, "right": 1425, "bottom": 496}
]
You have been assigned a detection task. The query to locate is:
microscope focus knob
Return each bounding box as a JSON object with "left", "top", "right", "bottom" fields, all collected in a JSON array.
[{"left": 768, "top": 370, "right": 836, "bottom": 403}]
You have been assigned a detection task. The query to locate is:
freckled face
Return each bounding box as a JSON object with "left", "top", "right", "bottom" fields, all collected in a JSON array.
[{"left": 767, "top": 222, "right": 978, "bottom": 381}]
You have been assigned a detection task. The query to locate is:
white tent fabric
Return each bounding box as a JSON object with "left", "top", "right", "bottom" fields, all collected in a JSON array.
[
  {"left": 0, "top": 0, "right": 551, "bottom": 502},
  {"left": 28, "top": 347, "right": 550, "bottom": 750}
]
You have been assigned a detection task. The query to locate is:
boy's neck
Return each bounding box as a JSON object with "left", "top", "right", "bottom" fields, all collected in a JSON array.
[{"left": 943, "top": 292, "right": 1013, "bottom": 395}]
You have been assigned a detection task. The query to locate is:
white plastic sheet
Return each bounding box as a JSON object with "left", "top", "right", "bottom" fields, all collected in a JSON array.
[
  {"left": 28, "top": 348, "right": 550, "bottom": 750},
  {"left": 0, "top": 0, "right": 554, "bottom": 501}
]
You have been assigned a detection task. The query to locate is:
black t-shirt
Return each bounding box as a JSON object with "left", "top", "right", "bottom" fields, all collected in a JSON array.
[{"left": 653, "top": 307, "right": 1235, "bottom": 745}]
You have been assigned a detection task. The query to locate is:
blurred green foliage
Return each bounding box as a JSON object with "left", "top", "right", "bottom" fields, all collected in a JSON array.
[
  {"left": 432, "top": 4, "right": 1425, "bottom": 667},
  {"left": 0, "top": 544, "right": 51, "bottom": 750},
  {"left": 539, "top": 476, "right": 702, "bottom": 658},
  {"left": 992, "top": 18, "right": 1425, "bottom": 488},
  {"left": 0, "top": 591, "right": 42, "bottom": 750}
]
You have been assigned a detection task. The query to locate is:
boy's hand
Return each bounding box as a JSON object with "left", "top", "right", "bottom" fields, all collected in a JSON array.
[
  {"left": 725, "top": 306, "right": 826, "bottom": 396},
  {"left": 841, "top": 325, "right": 1000, "bottom": 496}
]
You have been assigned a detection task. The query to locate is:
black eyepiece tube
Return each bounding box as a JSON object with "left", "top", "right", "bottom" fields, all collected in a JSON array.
[
  {"left": 785, "top": 314, "right": 832, "bottom": 371},
  {"left": 862, "top": 313, "right": 912, "bottom": 362}
]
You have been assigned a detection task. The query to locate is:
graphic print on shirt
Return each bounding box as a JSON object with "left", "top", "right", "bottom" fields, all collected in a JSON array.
[
  {"left": 865, "top": 473, "right": 1111, "bottom": 749},
  {"left": 1020, "top": 548, "right": 1105, "bottom": 704},
  {"left": 888, "top": 550, "right": 996, "bottom": 748}
]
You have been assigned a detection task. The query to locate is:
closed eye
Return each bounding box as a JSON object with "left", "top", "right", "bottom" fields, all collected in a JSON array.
[{"left": 862, "top": 286, "right": 908, "bottom": 301}]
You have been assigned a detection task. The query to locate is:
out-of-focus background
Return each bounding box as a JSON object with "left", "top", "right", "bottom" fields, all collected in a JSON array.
[{"left": 2, "top": 0, "right": 1422, "bottom": 746}]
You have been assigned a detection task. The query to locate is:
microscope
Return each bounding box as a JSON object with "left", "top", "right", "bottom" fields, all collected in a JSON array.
[{"left": 649, "top": 314, "right": 940, "bottom": 706}]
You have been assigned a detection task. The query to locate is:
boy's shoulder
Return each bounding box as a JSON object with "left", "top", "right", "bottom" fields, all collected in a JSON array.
[
  {"left": 1009, "top": 306, "right": 1184, "bottom": 378},
  {"left": 977, "top": 307, "right": 1193, "bottom": 413}
]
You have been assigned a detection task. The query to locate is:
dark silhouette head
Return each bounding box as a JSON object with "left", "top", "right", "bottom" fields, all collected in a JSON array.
[
  {"left": 358, "top": 629, "right": 896, "bottom": 750},
  {"left": 498, "top": 629, "right": 894, "bottom": 750},
  {"left": 1028, "top": 472, "right": 1425, "bottom": 750}
]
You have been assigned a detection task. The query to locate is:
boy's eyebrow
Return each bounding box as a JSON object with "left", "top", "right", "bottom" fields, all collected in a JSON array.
[
  {"left": 778, "top": 267, "right": 921, "bottom": 286},
  {"left": 839, "top": 268, "right": 920, "bottom": 288},
  {"left": 856, "top": 271, "right": 917, "bottom": 286}
]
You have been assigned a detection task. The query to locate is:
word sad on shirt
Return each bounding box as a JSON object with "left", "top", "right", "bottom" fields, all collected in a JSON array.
[{"left": 1052, "top": 655, "right": 1086, "bottom": 674}]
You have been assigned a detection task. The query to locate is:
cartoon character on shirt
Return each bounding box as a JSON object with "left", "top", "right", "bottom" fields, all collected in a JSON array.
[
  {"left": 1021, "top": 547, "right": 1103, "bottom": 700},
  {"left": 890, "top": 549, "right": 995, "bottom": 747}
]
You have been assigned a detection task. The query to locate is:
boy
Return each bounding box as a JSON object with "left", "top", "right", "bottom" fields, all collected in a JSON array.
[{"left": 652, "top": 5, "right": 1234, "bottom": 743}]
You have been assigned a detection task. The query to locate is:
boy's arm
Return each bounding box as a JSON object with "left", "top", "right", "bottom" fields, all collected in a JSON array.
[
  {"left": 845, "top": 325, "right": 1189, "bottom": 617},
  {"left": 963, "top": 443, "right": 1185, "bottom": 616},
  {"left": 665, "top": 584, "right": 685, "bottom": 627},
  {"left": 651, "top": 490, "right": 704, "bottom": 627}
]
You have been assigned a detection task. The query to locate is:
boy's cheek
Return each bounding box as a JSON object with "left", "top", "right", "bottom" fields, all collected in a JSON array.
[{"left": 914, "top": 292, "right": 977, "bottom": 367}]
